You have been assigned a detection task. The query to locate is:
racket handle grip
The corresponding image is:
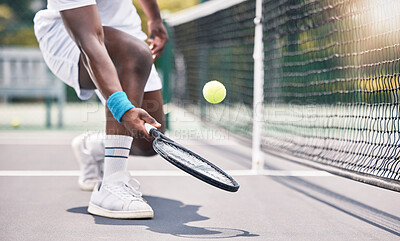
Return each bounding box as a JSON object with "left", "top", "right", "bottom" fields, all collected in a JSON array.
[{"left": 144, "top": 123, "right": 156, "bottom": 134}]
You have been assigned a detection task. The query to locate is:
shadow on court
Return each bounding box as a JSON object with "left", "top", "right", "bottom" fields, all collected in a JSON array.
[
  {"left": 67, "top": 196, "right": 259, "bottom": 239},
  {"left": 264, "top": 162, "right": 400, "bottom": 237}
]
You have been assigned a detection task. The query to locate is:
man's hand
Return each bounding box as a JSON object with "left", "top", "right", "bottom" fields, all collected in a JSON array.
[
  {"left": 147, "top": 19, "right": 168, "bottom": 61},
  {"left": 121, "top": 108, "right": 161, "bottom": 139}
]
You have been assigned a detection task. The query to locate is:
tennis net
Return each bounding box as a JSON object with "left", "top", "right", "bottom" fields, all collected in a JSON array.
[
  {"left": 167, "top": 0, "right": 400, "bottom": 191},
  {"left": 167, "top": 0, "right": 255, "bottom": 136}
]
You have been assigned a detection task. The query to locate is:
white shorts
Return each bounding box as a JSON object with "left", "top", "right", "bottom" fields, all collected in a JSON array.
[{"left": 34, "top": 10, "right": 162, "bottom": 101}]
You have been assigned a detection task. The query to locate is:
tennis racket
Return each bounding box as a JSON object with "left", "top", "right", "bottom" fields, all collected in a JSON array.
[{"left": 145, "top": 123, "right": 240, "bottom": 192}]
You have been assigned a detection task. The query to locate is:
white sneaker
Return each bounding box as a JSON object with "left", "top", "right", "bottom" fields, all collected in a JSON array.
[
  {"left": 88, "top": 171, "right": 154, "bottom": 219},
  {"left": 72, "top": 133, "right": 104, "bottom": 191}
]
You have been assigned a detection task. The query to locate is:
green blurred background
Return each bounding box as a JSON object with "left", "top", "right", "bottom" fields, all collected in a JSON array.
[
  {"left": 0, "top": 0, "right": 199, "bottom": 102},
  {"left": 0, "top": 0, "right": 200, "bottom": 46}
]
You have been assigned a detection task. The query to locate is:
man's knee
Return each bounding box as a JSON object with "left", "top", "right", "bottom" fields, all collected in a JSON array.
[
  {"left": 103, "top": 27, "right": 153, "bottom": 81},
  {"left": 124, "top": 40, "right": 153, "bottom": 74}
]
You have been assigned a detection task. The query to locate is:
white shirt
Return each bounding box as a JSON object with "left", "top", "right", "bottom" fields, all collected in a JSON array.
[{"left": 36, "top": 0, "right": 146, "bottom": 41}]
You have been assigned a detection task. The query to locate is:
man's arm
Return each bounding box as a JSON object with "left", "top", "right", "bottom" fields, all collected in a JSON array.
[
  {"left": 60, "top": 5, "right": 121, "bottom": 99},
  {"left": 60, "top": 5, "right": 160, "bottom": 137},
  {"left": 137, "top": 0, "right": 168, "bottom": 60}
]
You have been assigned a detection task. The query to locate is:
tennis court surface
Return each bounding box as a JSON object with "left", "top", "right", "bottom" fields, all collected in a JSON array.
[
  {"left": 1, "top": 110, "right": 399, "bottom": 241},
  {"left": 2, "top": 0, "right": 400, "bottom": 239}
]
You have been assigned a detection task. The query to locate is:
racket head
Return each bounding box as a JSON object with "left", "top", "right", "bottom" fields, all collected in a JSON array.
[{"left": 149, "top": 129, "right": 240, "bottom": 192}]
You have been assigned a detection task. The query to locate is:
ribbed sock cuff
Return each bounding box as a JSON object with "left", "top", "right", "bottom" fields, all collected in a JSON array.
[
  {"left": 104, "top": 135, "right": 133, "bottom": 148},
  {"left": 103, "top": 135, "right": 133, "bottom": 178}
]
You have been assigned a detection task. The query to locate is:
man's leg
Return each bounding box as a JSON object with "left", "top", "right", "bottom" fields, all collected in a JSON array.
[
  {"left": 73, "top": 40, "right": 165, "bottom": 190},
  {"left": 76, "top": 26, "right": 156, "bottom": 218},
  {"left": 101, "top": 26, "right": 152, "bottom": 178},
  {"left": 78, "top": 26, "right": 166, "bottom": 156},
  {"left": 130, "top": 90, "right": 166, "bottom": 156},
  {"left": 77, "top": 26, "right": 153, "bottom": 136},
  {"left": 71, "top": 53, "right": 106, "bottom": 191},
  {"left": 72, "top": 131, "right": 104, "bottom": 191}
]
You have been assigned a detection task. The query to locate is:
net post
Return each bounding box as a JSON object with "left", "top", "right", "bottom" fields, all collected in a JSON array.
[{"left": 252, "top": 0, "right": 264, "bottom": 173}]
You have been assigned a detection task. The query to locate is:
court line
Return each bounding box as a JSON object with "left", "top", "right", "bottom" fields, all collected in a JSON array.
[
  {"left": 0, "top": 170, "right": 332, "bottom": 177},
  {"left": 0, "top": 139, "right": 72, "bottom": 146}
]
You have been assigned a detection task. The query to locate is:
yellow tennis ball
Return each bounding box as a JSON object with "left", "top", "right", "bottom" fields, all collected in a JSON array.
[
  {"left": 202, "top": 80, "right": 226, "bottom": 104},
  {"left": 11, "top": 117, "right": 20, "bottom": 128}
]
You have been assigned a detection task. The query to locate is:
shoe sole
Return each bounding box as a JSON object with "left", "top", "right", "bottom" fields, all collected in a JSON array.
[
  {"left": 72, "top": 135, "right": 98, "bottom": 191},
  {"left": 88, "top": 202, "right": 154, "bottom": 219},
  {"left": 78, "top": 180, "right": 97, "bottom": 191}
]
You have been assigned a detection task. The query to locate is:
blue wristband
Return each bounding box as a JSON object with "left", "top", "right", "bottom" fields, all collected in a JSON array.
[{"left": 106, "top": 91, "right": 135, "bottom": 123}]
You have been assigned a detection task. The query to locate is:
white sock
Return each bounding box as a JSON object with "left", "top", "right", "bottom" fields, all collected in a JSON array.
[
  {"left": 103, "top": 135, "right": 133, "bottom": 179},
  {"left": 84, "top": 132, "right": 105, "bottom": 161}
]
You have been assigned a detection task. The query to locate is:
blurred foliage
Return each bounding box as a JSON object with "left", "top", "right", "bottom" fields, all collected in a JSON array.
[
  {"left": 1, "top": 27, "right": 37, "bottom": 46},
  {"left": 0, "top": 0, "right": 199, "bottom": 46},
  {"left": 0, "top": 0, "right": 44, "bottom": 46},
  {"left": 157, "top": 0, "right": 199, "bottom": 13},
  {"left": 0, "top": 0, "right": 199, "bottom": 101},
  {"left": 0, "top": 4, "right": 12, "bottom": 33},
  {"left": 133, "top": 0, "right": 199, "bottom": 35},
  {"left": 0, "top": 4, "right": 13, "bottom": 22},
  {"left": 3, "top": 0, "right": 36, "bottom": 22}
]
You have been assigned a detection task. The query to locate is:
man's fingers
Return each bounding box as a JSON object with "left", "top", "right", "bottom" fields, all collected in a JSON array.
[
  {"left": 147, "top": 38, "right": 154, "bottom": 46},
  {"left": 152, "top": 42, "right": 164, "bottom": 52},
  {"left": 122, "top": 108, "right": 161, "bottom": 140},
  {"left": 138, "top": 114, "right": 161, "bottom": 140},
  {"left": 150, "top": 43, "right": 166, "bottom": 60},
  {"left": 140, "top": 110, "right": 161, "bottom": 128},
  {"left": 151, "top": 43, "right": 163, "bottom": 52},
  {"left": 145, "top": 117, "right": 161, "bottom": 128},
  {"left": 147, "top": 39, "right": 163, "bottom": 60}
]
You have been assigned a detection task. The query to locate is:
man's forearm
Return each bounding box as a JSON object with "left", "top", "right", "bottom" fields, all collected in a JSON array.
[
  {"left": 60, "top": 6, "right": 123, "bottom": 99},
  {"left": 79, "top": 39, "right": 122, "bottom": 99},
  {"left": 137, "top": 0, "right": 162, "bottom": 22},
  {"left": 137, "top": 0, "right": 168, "bottom": 60}
]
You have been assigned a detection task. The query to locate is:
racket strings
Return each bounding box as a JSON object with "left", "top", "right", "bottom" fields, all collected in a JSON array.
[{"left": 157, "top": 140, "right": 234, "bottom": 185}]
